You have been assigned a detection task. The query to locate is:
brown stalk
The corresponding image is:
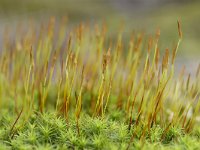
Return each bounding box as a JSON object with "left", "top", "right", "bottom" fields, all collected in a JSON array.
[
  {"left": 177, "top": 20, "right": 182, "bottom": 39},
  {"left": 138, "top": 90, "right": 145, "bottom": 114},
  {"left": 147, "top": 113, "right": 152, "bottom": 134},
  {"left": 186, "top": 73, "right": 191, "bottom": 90},
  {"left": 151, "top": 76, "right": 170, "bottom": 127},
  {"left": 185, "top": 118, "right": 194, "bottom": 133},
  {"left": 161, "top": 122, "right": 172, "bottom": 141},
  {"left": 126, "top": 80, "right": 134, "bottom": 115},
  {"left": 134, "top": 33, "right": 143, "bottom": 52},
  {"left": 10, "top": 107, "right": 23, "bottom": 138},
  {"left": 135, "top": 111, "right": 142, "bottom": 126},
  {"left": 126, "top": 131, "right": 137, "bottom": 150},
  {"left": 75, "top": 92, "right": 80, "bottom": 136},
  {"left": 128, "top": 91, "right": 138, "bottom": 130},
  {"left": 155, "top": 47, "right": 160, "bottom": 69},
  {"left": 162, "top": 48, "right": 169, "bottom": 72},
  {"left": 135, "top": 91, "right": 145, "bottom": 126},
  {"left": 151, "top": 92, "right": 162, "bottom": 126},
  {"left": 182, "top": 108, "right": 190, "bottom": 128},
  {"left": 140, "top": 125, "right": 147, "bottom": 141}
]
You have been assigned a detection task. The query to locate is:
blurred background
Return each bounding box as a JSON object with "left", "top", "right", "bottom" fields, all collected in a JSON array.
[{"left": 0, "top": 0, "right": 199, "bottom": 75}]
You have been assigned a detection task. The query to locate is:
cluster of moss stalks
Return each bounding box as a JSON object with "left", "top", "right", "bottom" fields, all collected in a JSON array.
[{"left": 0, "top": 17, "right": 200, "bottom": 149}]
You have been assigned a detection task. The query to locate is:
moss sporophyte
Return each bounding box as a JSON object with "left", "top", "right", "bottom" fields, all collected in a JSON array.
[{"left": 0, "top": 18, "right": 199, "bottom": 149}]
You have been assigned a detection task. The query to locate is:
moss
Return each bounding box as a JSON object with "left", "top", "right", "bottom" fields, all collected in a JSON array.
[
  {"left": 0, "top": 112, "right": 199, "bottom": 149},
  {"left": 0, "top": 18, "right": 199, "bottom": 149}
]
